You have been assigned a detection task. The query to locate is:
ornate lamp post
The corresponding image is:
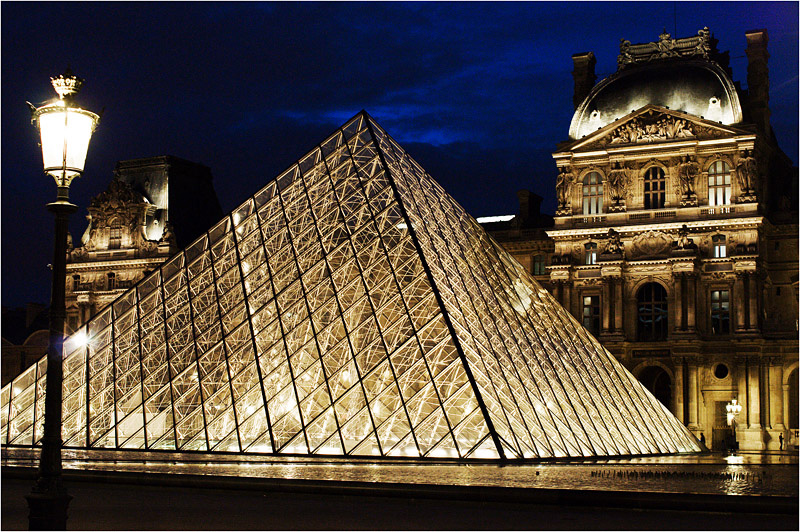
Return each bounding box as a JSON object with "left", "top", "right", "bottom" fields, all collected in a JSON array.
[
  {"left": 726, "top": 398, "right": 743, "bottom": 453},
  {"left": 25, "top": 69, "right": 99, "bottom": 530}
]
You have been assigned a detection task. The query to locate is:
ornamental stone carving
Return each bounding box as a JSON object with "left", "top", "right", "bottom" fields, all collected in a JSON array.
[
  {"left": 629, "top": 230, "right": 673, "bottom": 260},
  {"left": 618, "top": 27, "right": 712, "bottom": 68},
  {"left": 608, "top": 114, "right": 694, "bottom": 145}
]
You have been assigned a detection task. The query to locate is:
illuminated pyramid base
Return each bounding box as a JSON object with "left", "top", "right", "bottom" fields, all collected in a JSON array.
[{"left": 1, "top": 112, "right": 700, "bottom": 460}]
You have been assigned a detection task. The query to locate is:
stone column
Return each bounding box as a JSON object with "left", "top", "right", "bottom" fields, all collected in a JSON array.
[
  {"left": 686, "top": 273, "right": 697, "bottom": 331},
  {"left": 563, "top": 281, "right": 573, "bottom": 317},
  {"left": 747, "top": 358, "right": 761, "bottom": 429},
  {"left": 613, "top": 277, "right": 623, "bottom": 333},
  {"left": 736, "top": 357, "right": 748, "bottom": 424},
  {"left": 672, "top": 273, "right": 683, "bottom": 332},
  {"left": 673, "top": 360, "right": 685, "bottom": 424},
  {"left": 783, "top": 382, "right": 791, "bottom": 430},
  {"left": 748, "top": 273, "right": 760, "bottom": 330},
  {"left": 601, "top": 278, "right": 611, "bottom": 333},
  {"left": 734, "top": 272, "right": 747, "bottom": 331},
  {"left": 769, "top": 360, "right": 784, "bottom": 429},
  {"left": 688, "top": 360, "right": 699, "bottom": 428}
]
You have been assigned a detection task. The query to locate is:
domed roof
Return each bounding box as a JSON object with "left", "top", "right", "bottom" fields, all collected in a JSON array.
[{"left": 569, "top": 32, "right": 743, "bottom": 140}]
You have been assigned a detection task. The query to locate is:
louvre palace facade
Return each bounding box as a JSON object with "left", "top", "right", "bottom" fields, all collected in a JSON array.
[{"left": 485, "top": 28, "right": 799, "bottom": 451}]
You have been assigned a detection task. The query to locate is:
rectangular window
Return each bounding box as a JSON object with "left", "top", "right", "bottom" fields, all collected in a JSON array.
[
  {"left": 711, "top": 290, "right": 730, "bottom": 335},
  {"left": 584, "top": 243, "right": 598, "bottom": 265},
  {"left": 708, "top": 161, "right": 732, "bottom": 206},
  {"left": 582, "top": 295, "right": 600, "bottom": 336},
  {"left": 714, "top": 244, "right": 727, "bottom": 258},
  {"left": 532, "top": 254, "right": 546, "bottom": 275},
  {"left": 109, "top": 226, "right": 122, "bottom": 249}
]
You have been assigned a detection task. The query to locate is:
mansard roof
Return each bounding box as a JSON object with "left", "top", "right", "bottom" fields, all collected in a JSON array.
[{"left": 569, "top": 29, "right": 743, "bottom": 140}]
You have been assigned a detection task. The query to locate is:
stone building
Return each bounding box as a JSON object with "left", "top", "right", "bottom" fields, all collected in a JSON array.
[
  {"left": 486, "top": 28, "right": 798, "bottom": 451},
  {"left": 65, "top": 156, "right": 223, "bottom": 332}
]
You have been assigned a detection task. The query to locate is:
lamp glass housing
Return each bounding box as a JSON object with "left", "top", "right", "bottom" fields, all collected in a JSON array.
[{"left": 34, "top": 101, "right": 99, "bottom": 180}]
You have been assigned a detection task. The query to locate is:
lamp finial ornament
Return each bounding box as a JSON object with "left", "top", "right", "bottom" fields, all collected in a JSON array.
[{"left": 50, "top": 68, "right": 83, "bottom": 99}]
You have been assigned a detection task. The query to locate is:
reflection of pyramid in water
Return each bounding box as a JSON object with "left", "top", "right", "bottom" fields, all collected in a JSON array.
[{"left": 1, "top": 113, "right": 700, "bottom": 459}]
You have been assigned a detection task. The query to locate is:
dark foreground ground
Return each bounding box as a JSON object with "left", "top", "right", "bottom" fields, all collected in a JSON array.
[{"left": 2, "top": 475, "right": 797, "bottom": 530}]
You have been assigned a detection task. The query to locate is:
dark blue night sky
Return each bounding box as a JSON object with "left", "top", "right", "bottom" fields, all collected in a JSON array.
[{"left": 2, "top": 2, "right": 798, "bottom": 308}]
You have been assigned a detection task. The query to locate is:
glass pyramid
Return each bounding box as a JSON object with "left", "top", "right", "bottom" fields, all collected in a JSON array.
[{"left": 1, "top": 112, "right": 700, "bottom": 459}]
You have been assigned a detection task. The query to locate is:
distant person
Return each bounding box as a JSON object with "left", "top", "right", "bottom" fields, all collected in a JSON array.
[
  {"left": 699, "top": 433, "right": 705, "bottom": 446},
  {"left": 779, "top": 433, "right": 783, "bottom": 450}
]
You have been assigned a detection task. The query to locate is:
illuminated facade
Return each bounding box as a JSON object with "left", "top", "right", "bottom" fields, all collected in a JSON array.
[
  {"left": 65, "top": 156, "right": 223, "bottom": 333},
  {"left": 1, "top": 113, "right": 699, "bottom": 459},
  {"left": 487, "top": 29, "right": 799, "bottom": 451}
]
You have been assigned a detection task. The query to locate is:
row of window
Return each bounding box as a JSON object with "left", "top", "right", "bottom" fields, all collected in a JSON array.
[
  {"left": 580, "top": 283, "right": 730, "bottom": 340},
  {"left": 530, "top": 235, "right": 729, "bottom": 269},
  {"left": 580, "top": 161, "right": 733, "bottom": 215}
]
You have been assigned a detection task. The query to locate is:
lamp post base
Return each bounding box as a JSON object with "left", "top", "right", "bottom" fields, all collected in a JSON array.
[{"left": 26, "top": 487, "right": 72, "bottom": 530}]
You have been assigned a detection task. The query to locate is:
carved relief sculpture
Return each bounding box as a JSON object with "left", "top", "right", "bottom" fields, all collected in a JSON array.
[
  {"left": 629, "top": 230, "right": 673, "bottom": 259},
  {"left": 608, "top": 113, "right": 695, "bottom": 145}
]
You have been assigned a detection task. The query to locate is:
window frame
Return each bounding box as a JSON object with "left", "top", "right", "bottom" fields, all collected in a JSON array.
[
  {"left": 582, "top": 172, "right": 604, "bottom": 215},
  {"left": 584, "top": 242, "right": 598, "bottom": 265},
  {"left": 712, "top": 234, "right": 727, "bottom": 258},
  {"left": 643, "top": 166, "right": 666, "bottom": 210},
  {"left": 636, "top": 282, "right": 668, "bottom": 341},
  {"left": 710, "top": 288, "right": 731, "bottom": 335},
  {"left": 532, "top": 254, "right": 547, "bottom": 276},
  {"left": 707, "top": 160, "right": 732, "bottom": 206},
  {"left": 582, "top": 294, "right": 601, "bottom": 336}
]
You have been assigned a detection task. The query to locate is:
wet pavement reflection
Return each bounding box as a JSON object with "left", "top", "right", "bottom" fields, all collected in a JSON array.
[{"left": 3, "top": 450, "right": 797, "bottom": 497}]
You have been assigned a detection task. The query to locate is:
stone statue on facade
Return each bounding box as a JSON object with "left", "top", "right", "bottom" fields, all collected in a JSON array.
[
  {"left": 672, "top": 224, "right": 698, "bottom": 256},
  {"left": 607, "top": 163, "right": 627, "bottom": 203},
  {"left": 735, "top": 150, "right": 757, "bottom": 198},
  {"left": 159, "top": 221, "right": 177, "bottom": 248},
  {"left": 555, "top": 167, "right": 573, "bottom": 214},
  {"left": 604, "top": 228, "right": 624, "bottom": 255},
  {"left": 678, "top": 155, "right": 700, "bottom": 206}
]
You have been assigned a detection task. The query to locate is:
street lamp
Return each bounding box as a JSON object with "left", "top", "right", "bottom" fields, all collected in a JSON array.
[
  {"left": 726, "top": 398, "right": 743, "bottom": 453},
  {"left": 25, "top": 69, "right": 99, "bottom": 530}
]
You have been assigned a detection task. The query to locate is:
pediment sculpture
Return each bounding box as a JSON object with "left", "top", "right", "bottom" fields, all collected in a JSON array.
[{"left": 608, "top": 114, "right": 694, "bottom": 145}]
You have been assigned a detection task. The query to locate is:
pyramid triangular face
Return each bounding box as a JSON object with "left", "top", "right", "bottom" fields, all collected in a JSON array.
[{"left": 1, "top": 112, "right": 700, "bottom": 459}]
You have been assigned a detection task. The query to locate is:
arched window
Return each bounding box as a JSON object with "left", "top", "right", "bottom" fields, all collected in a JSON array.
[
  {"left": 637, "top": 282, "right": 668, "bottom": 341},
  {"left": 582, "top": 172, "right": 603, "bottom": 214},
  {"left": 643, "top": 167, "right": 666, "bottom": 209},
  {"left": 708, "top": 161, "right": 732, "bottom": 206}
]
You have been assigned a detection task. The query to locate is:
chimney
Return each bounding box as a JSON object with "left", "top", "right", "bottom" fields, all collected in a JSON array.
[
  {"left": 25, "top": 302, "right": 45, "bottom": 329},
  {"left": 572, "top": 52, "right": 597, "bottom": 109},
  {"left": 517, "top": 190, "right": 543, "bottom": 226},
  {"left": 745, "top": 29, "right": 770, "bottom": 133}
]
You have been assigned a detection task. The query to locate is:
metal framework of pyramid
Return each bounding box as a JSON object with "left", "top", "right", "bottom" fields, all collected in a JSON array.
[{"left": 1, "top": 112, "right": 700, "bottom": 460}]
